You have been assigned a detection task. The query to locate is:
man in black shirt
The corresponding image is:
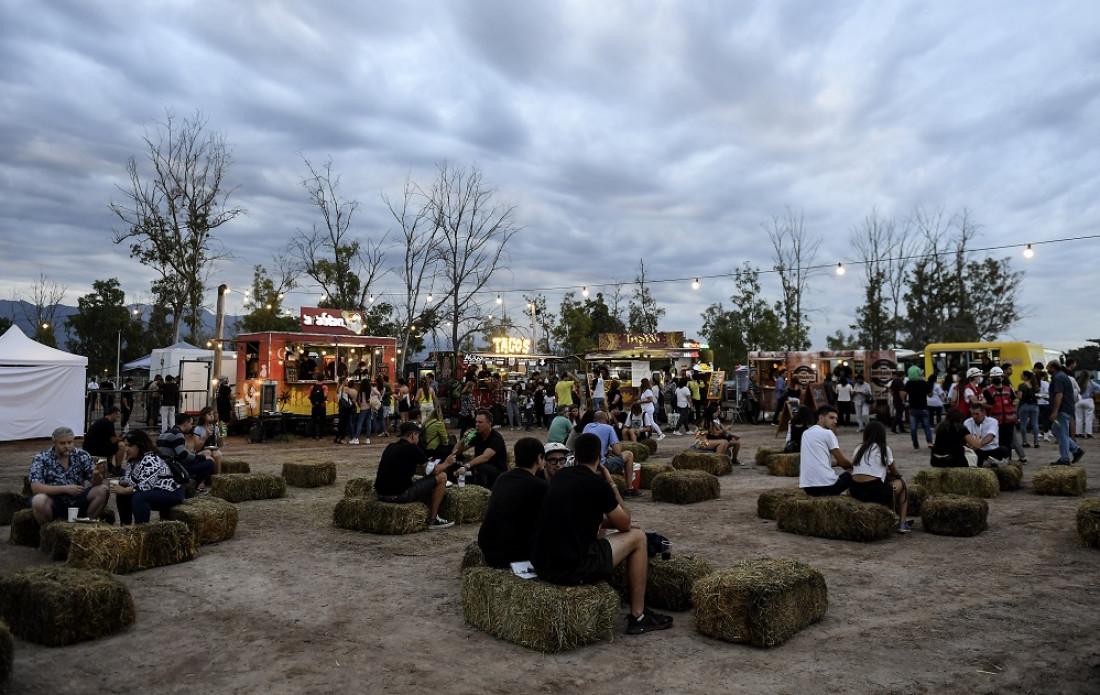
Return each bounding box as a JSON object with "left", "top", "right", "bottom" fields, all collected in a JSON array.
[
  {"left": 530, "top": 433, "right": 673, "bottom": 636},
  {"left": 445, "top": 409, "right": 507, "bottom": 489},
  {"left": 83, "top": 406, "right": 126, "bottom": 472},
  {"left": 375, "top": 421, "right": 453, "bottom": 529},
  {"left": 902, "top": 372, "right": 933, "bottom": 450},
  {"left": 478, "top": 437, "right": 548, "bottom": 568}
]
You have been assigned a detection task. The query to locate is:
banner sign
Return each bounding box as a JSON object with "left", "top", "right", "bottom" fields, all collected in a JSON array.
[{"left": 300, "top": 308, "right": 367, "bottom": 335}]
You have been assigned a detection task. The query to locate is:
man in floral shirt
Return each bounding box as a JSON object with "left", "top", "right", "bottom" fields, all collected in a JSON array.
[{"left": 29, "top": 426, "right": 109, "bottom": 525}]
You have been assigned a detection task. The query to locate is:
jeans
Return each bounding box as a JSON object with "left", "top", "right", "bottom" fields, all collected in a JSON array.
[
  {"left": 1018, "top": 403, "right": 1039, "bottom": 445},
  {"left": 507, "top": 402, "right": 521, "bottom": 428},
  {"left": 354, "top": 409, "right": 371, "bottom": 438},
  {"left": 1053, "top": 412, "right": 1081, "bottom": 462},
  {"left": 854, "top": 401, "right": 870, "bottom": 430},
  {"left": 117, "top": 487, "right": 186, "bottom": 524},
  {"left": 909, "top": 409, "right": 932, "bottom": 448}
]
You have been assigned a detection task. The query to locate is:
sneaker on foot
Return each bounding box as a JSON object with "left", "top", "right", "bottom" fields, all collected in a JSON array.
[
  {"left": 1072, "top": 448, "right": 1085, "bottom": 463},
  {"left": 898, "top": 521, "right": 912, "bottom": 534},
  {"left": 1050, "top": 459, "right": 1071, "bottom": 466},
  {"left": 657, "top": 433, "right": 666, "bottom": 441},
  {"left": 623, "top": 489, "right": 640, "bottom": 498},
  {"left": 626, "top": 610, "right": 674, "bottom": 635},
  {"left": 349, "top": 438, "right": 359, "bottom": 445},
  {"left": 428, "top": 517, "right": 455, "bottom": 530},
  {"left": 1022, "top": 442, "right": 1031, "bottom": 448},
  {"left": 364, "top": 438, "right": 371, "bottom": 444}
]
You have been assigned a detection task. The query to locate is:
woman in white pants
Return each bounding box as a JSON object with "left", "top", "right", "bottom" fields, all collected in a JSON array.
[
  {"left": 637, "top": 377, "right": 666, "bottom": 441},
  {"left": 1075, "top": 373, "right": 1097, "bottom": 438}
]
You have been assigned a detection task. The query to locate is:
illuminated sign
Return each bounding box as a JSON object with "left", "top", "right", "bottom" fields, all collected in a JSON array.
[
  {"left": 491, "top": 336, "right": 531, "bottom": 354},
  {"left": 300, "top": 308, "right": 367, "bottom": 335},
  {"left": 598, "top": 332, "right": 684, "bottom": 350}
]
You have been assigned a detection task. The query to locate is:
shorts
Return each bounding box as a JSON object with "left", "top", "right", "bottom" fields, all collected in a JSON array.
[
  {"left": 848, "top": 477, "right": 893, "bottom": 507},
  {"left": 538, "top": 538, "right": 614, "bottom": 586},
  {"left": 603, "top": 454, "right": 626, "bottom": 473},
  {"left": 377, "top": 475, "right": 437, "bottom": 504},
  {"left": 41, "top": 487, "right": 95, "bottom": 520}
]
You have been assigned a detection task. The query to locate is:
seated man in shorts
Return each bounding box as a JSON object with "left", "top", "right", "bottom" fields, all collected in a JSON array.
[
  {"left": 531, "top": 433, "right": 673, "bottom": 635},
  {"left": 582, "top": 411, "right": 637, "bottom": 495},
  {"left": 375, "top": 421, "right": 454, "bottom": 529},
  {"left": 798, "top": 405, "right": 853, "bottom": 496},
  {"left": 28, "top": 426, "right": 110, "bottom": 525}
]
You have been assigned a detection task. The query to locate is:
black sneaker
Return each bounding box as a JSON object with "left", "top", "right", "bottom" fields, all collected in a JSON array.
[
  {"left": 1051, "top": 460, "right": 1071, "bottom": 466},
  {"left": 626, "top": 611, "right": 673, "bottom": 635},
  {"left": 1072, "top": 448, "right": 1085, "bottom": 464},
  {"left": 623, "top": 489, "right": 640, "bottom": 498},
  {"left": 428, "top": 516, "right": 454, "bottom": 530}
]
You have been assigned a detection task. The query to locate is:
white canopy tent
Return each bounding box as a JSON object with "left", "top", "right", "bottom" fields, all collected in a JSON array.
[{"left": 0, "top": 325, "right": 88, "bottom": 441}]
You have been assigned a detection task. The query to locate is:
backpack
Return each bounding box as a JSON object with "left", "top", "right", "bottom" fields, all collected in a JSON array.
[
  {"left": 309, "top": 383, "right": 326, "bottom": 406},
  {"left": 161, "top": 456, "right": 191, "bottom": 486}
]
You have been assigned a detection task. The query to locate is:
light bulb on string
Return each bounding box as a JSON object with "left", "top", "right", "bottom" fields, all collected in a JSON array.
[
  {"left": 835, "top": 263, "right": 846, "bottom": 276},
  {"left": 496, "top": 294, "right": 503, "bottom": 305},
  {"left": 691, "top": 278, "right": 700, "bottom": 290},
  {"left": 1023, "top": 244, "right": 1034, "bottom": 259},
  {"left": 582, "top": 286, "right": 589, "bottom": 298}
]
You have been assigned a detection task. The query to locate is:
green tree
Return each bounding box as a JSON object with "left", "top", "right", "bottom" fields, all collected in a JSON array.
[
  {"left": 0, "top": 316, "right": 12, "bottom": 333},
  {"left": 1066, "top": 341, "right": 1100, "bottom": 372},
  {"left": 553, "top": 291, "right": 625, "bottom": 356},
  {"left": 66, "top": 279, "right": 143, "bottom": 377},
  {"left": 240, "top": 265, "right": 299, "bottom": 333},
  {"left": 698, "top": 264, "right": 783, "bottom": 370},
  {"left": 825, "top": 329, "right": 859, "bottom": 351},
  {"left": 627, "top": 259, "right": 665, "bottom": 333}
]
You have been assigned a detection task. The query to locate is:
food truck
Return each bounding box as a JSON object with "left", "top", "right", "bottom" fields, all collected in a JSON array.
[{"left": 234, "top": 308, "right": 397, "bottom": 422}]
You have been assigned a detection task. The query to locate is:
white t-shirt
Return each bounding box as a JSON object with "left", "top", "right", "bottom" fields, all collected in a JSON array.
[
  {"left": 851, "top": 442, "right": 893, "bottom": 481},
  {"left": 543, "top": 395, "right": 556, "bottom": 415},
  {"left": 676, "top": 386, "right": 692, "bottom": 409},
  {"left": 852, "top": 382, "right": 871, "bottom": 404},
  {"left": 593, "top": 377, "right": 605, "bottom": 400},
  {"left": 799, "top": 425, "right": 841, "bottom": 488},
  {"left": 964, "top": 416, "right": 1000, "bottom": 450},
  {"left": 835, "top": 383, "right": 853, "bottom": 403},
  {"left": 928, "top": 384, "right": 945, "bottom": 408}
]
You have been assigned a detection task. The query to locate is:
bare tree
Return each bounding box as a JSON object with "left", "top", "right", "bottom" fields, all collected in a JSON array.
[
  {"left": 289, "top": 155, "right": 385, "bottom": 311},
  {"left": 110, "top": 109, "right": 242, "bottom": 343},
  {"left": 850, "top": 209, "right": 913, "bottom": 349},
  {"left": 16, "top": 273, "right": 67, "bottom": 347},
  {"left": 627, "top": 259, "right": 665, "bottom": 333},
  {"left": 765, "top": 207, "right": 818, "bottom": 350},
  {"left": 429, "top": 162, "right": 520, "bottom": 369}
]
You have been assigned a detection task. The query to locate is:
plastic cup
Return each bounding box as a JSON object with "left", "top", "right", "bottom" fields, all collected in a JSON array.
[{"left": 67, "top": 507, "right": 79, "bottom": 522}]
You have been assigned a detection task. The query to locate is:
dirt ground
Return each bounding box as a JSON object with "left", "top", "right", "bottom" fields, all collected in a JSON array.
[{"left": 2, "top": 420, "right": 1098, "bottom": 695}]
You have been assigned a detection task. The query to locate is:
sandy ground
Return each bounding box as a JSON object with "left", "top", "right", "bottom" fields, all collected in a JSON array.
[{"left": 2, "top": 420, "right": 1099, "bottom": 695}]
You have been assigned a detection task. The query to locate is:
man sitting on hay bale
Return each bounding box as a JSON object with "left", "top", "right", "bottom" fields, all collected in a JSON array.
[
  {"left": 82, "top": 406, "right": 126, "bottom": 474},
  {"left": 444, "top": 409, "right": 508, "bottom": 489},
  {"left": 531, "top": 433, "right": 673, "bottom": 636},
  {"left": 537, "top": 442, "right": 569, "bottom": 484},
  {"left": 376, "top": 421, "right": 454, "bottom": 529},
  {"left": 963, "top": 403, "right": 1010, "bottom": 468},
  {"left": 799, "top": 406, "right": 853, "bottom": 497},
  {"left": 28, "top": 426, "right": 110, "bottom": 525},
  {"left": 478, "top": 437, "right": 549, "bottom": 568},
  {"left": 583, "top": 411, "right": 638, "bottom": 496},
  {"left": 156, "top": 413, "right": 216, "bottom": 493}
]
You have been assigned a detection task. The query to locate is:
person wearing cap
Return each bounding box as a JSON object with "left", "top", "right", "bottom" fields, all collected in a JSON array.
[
  {"left": 546, "top": 404, "right": 574, "bottom": 445},
  {"left": 959, "top": 367, "right": 985, "bottom": 416},
  {"left": 477, "top": 437, "right": 549, "bottom": 567},
  {"left": 83, "top": 405, "right": 127, "bottom": 472},
  {"left": 216, "top": 375, "right": 233, "bottom": 426},
  {"left": 539, "top": 442, "right": 570, "bottom": 483},
  {"left": 983, "top": 366, "right": 1024, "bottom": 463},
  {"left": 374, "top": 421, "right": 454, "bottom": 529}
]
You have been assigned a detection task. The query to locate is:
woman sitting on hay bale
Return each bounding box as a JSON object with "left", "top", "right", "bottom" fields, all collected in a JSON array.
[
  {"left": 375, "top": 421, "right": 455, "bottom": 529},
  {"left": 110, "top": 430, "right": 185, "bottom": 525},
  {"left": 848, "top": 422, "right": 911, "bottom": 533},
  {"left": 930, "top": 408, "right": 970, "bottom": 468},
  {"left": 190, "top": 407, "right": 223, "bottom": 477},
  {"left": 694, "top": 418, "right": 744, "bottom": 466}
]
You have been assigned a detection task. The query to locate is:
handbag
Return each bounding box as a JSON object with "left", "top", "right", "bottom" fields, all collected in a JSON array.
[
  {"left": 963, "top": 448, "right": 979, "bottom": 467},
  {"left": 161, "top": 457, "right": 191, "bottom": 486}
]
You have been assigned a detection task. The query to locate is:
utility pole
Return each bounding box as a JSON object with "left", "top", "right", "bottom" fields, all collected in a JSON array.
[{"left": 212, "top": 284, "right": 228, "bottom": 404}]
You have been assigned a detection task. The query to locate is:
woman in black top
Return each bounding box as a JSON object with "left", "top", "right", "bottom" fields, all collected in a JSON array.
[{"left": 930, "top": 407, "right": 970, "bottom": 467}]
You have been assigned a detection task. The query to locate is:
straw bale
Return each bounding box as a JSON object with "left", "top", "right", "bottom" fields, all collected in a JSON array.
[
  {"left": 39, "top": 521, "right": 114, "bottom": 561},
  {"left": 0, "top": 492, "right": 27, "bottom": 526},
  {"left": 619, "top": 441, "right": 650, "bottom": 462},
  {"left": 672, "top": 449, "right": 733, "bottom": 476},
  {"left": 776, "top": 495, "right": 896, "bottom": 542},
  {"left": 0, "top": 566, "right": 135, "bottom": 647},
  {"left": 992, "top": 463, "right": 1023, "bottom": 492},
  {"left": 162, "top": 496, "right": 239, "bottom": 544},
  {"left": 755, "top": 446, "right": 782, "bottom": 466},
  {"left": 440, "top": 485, "right": 491, "bottom": 524},
  {"left": 0, "top": 618, "right": 10, "bottom": 692},
  {"left": 220, "top": 458, "right": 251, "bottom": 474},
  {"left": 1076, "top": 498, "right": 1100, "bottom": 548},
  {"left": 344, "top": 477, "right": 375, "bottom": 497},
  {"left": 461, "top": 566, "right": 618, "bottom": 653},
  {"left": 651, "top": 470, "right": 720, "bottom": 505},
  {"left": 639, "top": 463, "right": 674, "bottom": 489},
  {"left": 211, "top": 473, "right": 287, "bottom": 502},
  {"left": 282, "top": 461, "right": 337, "bottom": 488},
  {"left": 912, "top": 467, "right": 999, "bottom": 498},
  {"left": 921, "top": 494, "right": 988, "bottom": 537},
  {"left": 765, "top": 453, "right": 800, "bottom": 477},
  {"left": 906, "top": 483, "right": 928, "bottom": 516},
  {"left": 461, "top": 541, "right": 487, "bottom": 570},
  {"left": 8, "top": 510, "right": 39, "bottom": 548},
  {"left": 611, "top": 554, "right": 713, "bottom": 611},
  {"left": 609, "top": 475, "right": 628, "bottom": 495},
  {"left": 1031, "top": 465, "right": 1088, "bottom": 496},
  {"left": 641, "top": 437, "right": 658, "bottom": 454},
  {"left": 66, "top": 521, "right": 198, "bottom": 574},
  {"left": 692, "top": 557, "right": 828, "bottom": 647},
  {"left": 757, "top": 487, "right": 806, "bottom": 520},
  {"left": 332, "top": 497, "right": 428, "bottom": 535}
]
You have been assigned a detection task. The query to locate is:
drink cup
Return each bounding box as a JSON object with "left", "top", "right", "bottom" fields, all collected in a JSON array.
[{"left": 67, "top": 507, "right": 79, "bottom": 522}]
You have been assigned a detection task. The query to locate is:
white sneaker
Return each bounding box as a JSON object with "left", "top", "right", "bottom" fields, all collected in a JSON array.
[
  {"left": 349, "top": 438, "right": 359, "bottom": 445},
  {"left": 657, "top": 433, "right": 666, "bottom": 441},
  {"left": 364, "top": 438, "right": 371, "bottom": 444}
]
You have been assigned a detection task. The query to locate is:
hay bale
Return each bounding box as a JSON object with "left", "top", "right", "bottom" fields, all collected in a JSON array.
[
  {"left": 619, "top": 441, "right": 650, "bottom": 462},
  {"left": 282, "top": 461, "right": 337, "bottom": 488},
  {"left": 651, "top": 470, "right": 720, "bottom": 505},
  {"left": 0, "top": 491, "right": 27, "bottom": 526},
  {"left": 1076, "top": 499, "right": 1100, "bottom": 548},
  {"left": 344, "top": 477, "right": 375, "bottom": 497},
  {"left": 641, "top": 437, "right": 658, "bottom": 454},
  {"left": 765, "top": 453, "right": 800, "bottom": 477},
  {"left": 0, "top": 618, "right": 10, "bottom": 692},
  {"left": 672, "top": 449, "right": 733, "bottom": 476},
  {"left": 440, "top": 485, "right": 491, "bottom": 524},
  {"left": 921, "top": 494, "right": 988, "bottom": 537},
  {"left": 162, "top": 496, "right": 239, "bottom": 544},
  {"left": 461, "top": 541, "right": 487, "bottom": 570},
  {"left": 211, "top": 473, "right": 287, "bottom": 502},
  {"left": 639, "top": 463, "right": 674, "bottom": 489},
  {"left": 776, "top": 495, "right": 896, "bottom": 542},
  {"left": 40, "top": 521, "right": 104, "bottom": 561},
  {"left": 611, "top": 554, "right": 713, "bottom": 611},
  {"left": 609, "top": 474, "right": 628, "bottom": 495},
  {"left": 461, "top": 566, "right": 618, "bottom": 653},
  {"left": 755, "top": 446, "right": 782, "bottom": 466},
  {"left": 906, "top": 483, "right": 928, "bottom": 516},
  {"left": 332, "top": 497, "right": 428, "bottom": 535},
  {"left": 757, "top": 487, "right": 806, "bottom": 520},
  {"left": 66, "top": 521, "right": 197, "bottom": 574},
  {"left": 220, "top": 458, "right": 251, "bottom": 474},
  {"left": 692, "top": 557, "right": 828, "bottom": 647},
  {"left": 912, "top": 467, "right": 1000, "bottom": 498},
  {"left": 8, "top": 509, "right": 39, "bottom": 548},
  {"left": 1031, "top": 466, "right": 1088, "bottom": 496},
  {"left": 0, "top": 566, "right": 135, "bottom": 647},
  {"left": 992, "top": 463, "right": 1023, "bottom": 492}
]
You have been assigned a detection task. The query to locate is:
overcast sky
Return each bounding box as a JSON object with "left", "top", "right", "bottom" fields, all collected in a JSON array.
[{"left": 1, "top": 0, "right": 1098, "bottom": 353}]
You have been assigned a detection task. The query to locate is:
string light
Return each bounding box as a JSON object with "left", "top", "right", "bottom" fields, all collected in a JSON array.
[
  {"left": 1023, "top": 244, "right": 1034, "bottom": 259},
  {"left": 426, "top": 293, "right": 433, "bottom": 302},
  {"left": 496, "top": 294, "right": 503, "bottom": 305},
  {"left": 835, "top": 263, "right": 846, "bottom": 276},
  {"left": 582, "top": 286, "right": 589, "bottom": 298},
  {"left": 691, "top": 278, "right": 700, "bottom": 290},
  {"left": 368, "top": 294, "right": 375, "bottom": 303}
]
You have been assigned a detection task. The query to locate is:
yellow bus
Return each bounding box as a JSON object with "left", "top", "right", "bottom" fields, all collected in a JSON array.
[{"left": 923, "top": 342, "right": 1050, "bottom": 379}]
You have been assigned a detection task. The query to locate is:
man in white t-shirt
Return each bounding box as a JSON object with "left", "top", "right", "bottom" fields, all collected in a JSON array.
[
  {"left": 798, "top": 406, "right": 853, "bottom": 496},
  {"left": 964, "top": 403, "right": 1010, "bottom": 467}
]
